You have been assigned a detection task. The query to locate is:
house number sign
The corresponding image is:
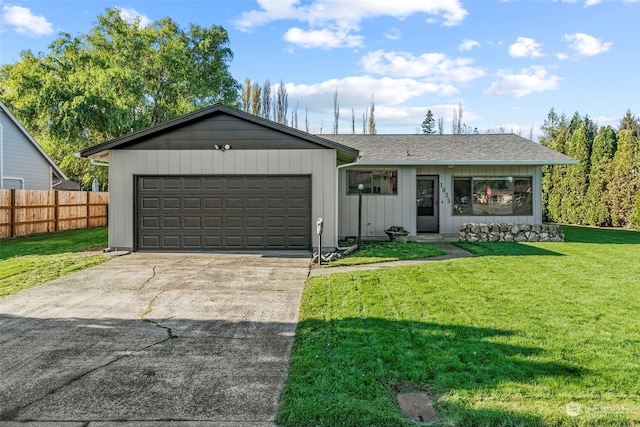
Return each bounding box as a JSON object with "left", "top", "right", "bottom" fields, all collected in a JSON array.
[{"left": 440, "top": 182, "right": 451, "bottom": 204}]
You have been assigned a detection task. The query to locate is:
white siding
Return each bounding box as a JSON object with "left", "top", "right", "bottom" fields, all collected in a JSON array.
[
  {"left": 108, "top": 149, "right": 337, "bottom": 250},
  {"left": 339, "top": 165, "right": 543, "bottom": 237},
  {"left": 1, "top": 112, "right": 53, "bottom": 190}
]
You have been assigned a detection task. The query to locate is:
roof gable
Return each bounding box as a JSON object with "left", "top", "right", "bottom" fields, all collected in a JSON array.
[
  {"left": 80, "top": 104, "right": 360, "bottom": 161},
  {"left": 320, "top": 134, "right": 578, "bottom": 166},
  {"left": 0, "top": 101, "right": 67, "bottom": 180}
]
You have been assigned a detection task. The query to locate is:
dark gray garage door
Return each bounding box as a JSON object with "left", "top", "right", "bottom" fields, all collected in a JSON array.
[{"left": 135, "top": 175, "right": 311, "bottom": 250}]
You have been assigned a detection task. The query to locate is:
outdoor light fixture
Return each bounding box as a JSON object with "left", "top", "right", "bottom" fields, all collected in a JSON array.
[{"left": 214, "top": 144, "right": 232, "bottom": 151}]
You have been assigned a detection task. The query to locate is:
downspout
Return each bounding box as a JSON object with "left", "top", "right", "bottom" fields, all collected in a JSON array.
[{"left": 335, "top": 152, "right": 363, "bottom": 250}]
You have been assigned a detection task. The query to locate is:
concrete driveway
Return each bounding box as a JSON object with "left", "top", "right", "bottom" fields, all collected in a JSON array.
[{"left": 0, "top": 252, "right": 311, "bottom": 426}]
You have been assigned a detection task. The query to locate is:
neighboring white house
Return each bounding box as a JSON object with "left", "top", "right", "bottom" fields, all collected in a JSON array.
[
  {"left": 0, "top": 101, "right": 67, "bottom": 190},
  {"left": 80, "top": 104, "right": 577, "bottom": 252}
]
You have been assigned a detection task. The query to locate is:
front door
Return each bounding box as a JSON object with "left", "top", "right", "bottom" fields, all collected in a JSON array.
[{"left": 417, "top": 175, "right": 439, "bottom": 232}]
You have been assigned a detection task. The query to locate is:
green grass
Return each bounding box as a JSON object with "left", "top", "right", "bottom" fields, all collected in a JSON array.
[
  {"left": 324, "top": 241, "right": 446, "bottom": 267},
  {"left": 0, "top": 227, "right": 109, "bottom": 297},
  {"left": 277, "top": 225, "right": 640, "bottom": 426}
]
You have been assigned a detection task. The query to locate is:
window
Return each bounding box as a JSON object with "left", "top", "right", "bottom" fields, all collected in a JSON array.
[
  {"left": 453, "top": 177, "right": 533, "bottom": 216},
  {"left": 348, "top": 170, "right": 398, "bottom": 195}
]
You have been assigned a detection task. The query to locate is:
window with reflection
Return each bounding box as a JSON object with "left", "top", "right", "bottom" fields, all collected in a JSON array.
[
  {"left": 347, "top": 170, "right": 398, "bottom": 195},
  {"left": 453, "top": 177, "right": 532, "bottom": 215}
]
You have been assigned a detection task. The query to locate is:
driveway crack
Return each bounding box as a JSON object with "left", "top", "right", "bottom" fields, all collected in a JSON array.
[
  {"left": 141, "top": 289, "right": 178, "bottom": 340},
  {"left": 0, "top": 334, "right": 175, "bottom": 421},
  {"left": 139, "top": 265, "right": 157, "bottom": 290}
]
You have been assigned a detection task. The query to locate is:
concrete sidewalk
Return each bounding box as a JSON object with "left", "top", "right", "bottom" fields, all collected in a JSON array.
[
  {"left": 0, "top": 252, "right": 311, "bottom": 426},
  {"left": 309, "top": 242, "right": 472, "bottom": 277}
]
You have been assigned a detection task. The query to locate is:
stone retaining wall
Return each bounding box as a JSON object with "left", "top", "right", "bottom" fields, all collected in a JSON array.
[{"left": 459, "top": 223, "right": 564, "bottom": 242}]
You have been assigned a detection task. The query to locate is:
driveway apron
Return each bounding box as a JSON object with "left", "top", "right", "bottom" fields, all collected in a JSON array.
[{"left": 0, "top": 252, "right": 310, "bottom": 426}]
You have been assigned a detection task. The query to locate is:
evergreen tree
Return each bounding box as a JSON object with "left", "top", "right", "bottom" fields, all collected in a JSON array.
[
  {"left": 607, "top": 129, "right": 640, "bottom": 226},
  {"left": 561, "top": 123, "right": 592, "bottom": 223},
  {"left": 584, "top": 126, "right": 617, "bottom": 226},
  {"left": 421, "top": 110, "right": 435, "bottom": 134}
]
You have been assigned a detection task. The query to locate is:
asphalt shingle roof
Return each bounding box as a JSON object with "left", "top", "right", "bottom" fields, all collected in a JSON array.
[{"left": 318, "top": 134, "right": 577, "bottom": 165}]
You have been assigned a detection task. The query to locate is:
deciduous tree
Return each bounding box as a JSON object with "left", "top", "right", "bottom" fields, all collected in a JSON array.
[{"left": 0, "top": 8, "right": 239, "bottom": 188}]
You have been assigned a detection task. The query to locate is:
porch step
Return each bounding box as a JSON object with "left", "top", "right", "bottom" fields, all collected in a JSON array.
[{"left": 411, "top": 233, "right": 459, "bottom": 243}]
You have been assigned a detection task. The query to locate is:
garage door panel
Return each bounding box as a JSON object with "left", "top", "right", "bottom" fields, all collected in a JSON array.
[
  {"left": 183, "top": 178, "right": 202, "bottom": 189},
  {"left": 184, "top": 217, "right": 201, "bottom": 228},
  {"left": 163, "top": 217, "right": 180, "bottom": 228},
  {"left": 225, "top": 235, "right": 243, "bottom": 248},
  {"left": 226, "top": 197, "right": 244, "bottom": 209},
  {"left": 247, "top": 236, "right": 265, "bottom": 247},
  {"left": 184, "top": 198, "right": 202, "bottom": 209},
  {"left": 141, "top": 217, "right": 159, "bottom": 229},
  {"left": 141, "top": 198, "right": 159, "bottom": 209},
  {"left": 205, "top": 217, "right": 222, "bottom": 228},
  {"left": 246, "top": 197, "right": 264, "bottom": 209},
  {"left": 163, "top": 198, "right": 180, "bottom": 209},
  {"left": 162, "top": 235, "right": 181, "bottom": 248},
  {"left": 225, "top": 216, "right": 243, "bottom": 228},
  {"left": 184, "top": 235, "right": 202, "bottom": 247},
  {"left": 136, "top": 175, "right": 310, "bottom": 250},
  {"left": 162, "top": 178, "right": 181, "bottom": 190},
  {"left": 205, "top": 198, "right": 222, "bottom": 209}
]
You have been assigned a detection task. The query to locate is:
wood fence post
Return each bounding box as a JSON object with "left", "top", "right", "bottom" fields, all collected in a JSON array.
[
  {"left": 10, "top": 189, "right": 16, "bottom": 238},
  {"left": 86, "top": 191, "right": 90, "bottom": 228},
  {"left": 54, "top": 190, "right": 59, "bottom": 232}
]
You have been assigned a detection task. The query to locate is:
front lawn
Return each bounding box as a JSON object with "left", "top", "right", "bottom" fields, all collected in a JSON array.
[
  {"left": 277, "top": 225, "right": 640, "bottom": 426},
  {"left": 324, "top": 241, "right": 446, "bottom": 267},
  {"left": 0, "top": 227, "right": 109, "bottom": 298}
]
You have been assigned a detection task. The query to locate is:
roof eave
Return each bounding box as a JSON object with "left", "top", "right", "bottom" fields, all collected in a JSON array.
[{"left": 349, "top": 159, "right": 579, "bottom": 166}]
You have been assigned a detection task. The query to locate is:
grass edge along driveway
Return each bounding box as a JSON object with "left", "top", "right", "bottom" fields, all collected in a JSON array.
[
  {"left": 277, "top": 225, "right": 640, "bottom": 427},
  {"left": 0, "top": 227, "right": 109, "bottom": 298}
]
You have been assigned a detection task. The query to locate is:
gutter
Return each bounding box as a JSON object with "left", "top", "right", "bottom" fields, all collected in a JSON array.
[{"left": 335, "top": 152, "right": 363, "bottom": 250}]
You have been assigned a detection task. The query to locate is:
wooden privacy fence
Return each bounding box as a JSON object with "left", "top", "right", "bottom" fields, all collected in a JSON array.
[{"left": 0, "top": 189, "right": 108, "bottom": 239}]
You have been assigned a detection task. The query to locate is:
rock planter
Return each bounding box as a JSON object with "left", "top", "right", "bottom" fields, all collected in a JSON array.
[
  {"left": 385, "top": 226, "right": 409, "bottom": 243},
  {"left": 459, "top": 223, "right": 564, "bottom": 243}
]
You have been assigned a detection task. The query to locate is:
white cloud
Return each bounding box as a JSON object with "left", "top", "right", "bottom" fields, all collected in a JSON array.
[
  {"left": 235, "top": 0, "right": 468, "bottom": 30},
  {"left": 459, "top": 39, "right": 480, "bottom": 51},
  {"left": 234, "top": 0, "right": 467, "bottom": 49},
  {"left": 384, "top": 28, "right": 401, "bottom": 40},
  {"left": 508, "top": 37, "right": 544, "bottom": 58},
  {"left": 117, "top": 7, "right": 152, "bottom": 27},
  {"left": 556, "top": 53, "right": 569, "bottom": 60},
  {"left": 285, "top": 75, "right": 455, "bottom": 111},
  {"left": 2, "top": 5, "right": 53, "bottom": 36},
  {"left": 563, "top": 33, "right": 612, "bottom": 56},
  {"left": 361, "top": 50, "right": 485, "bottom": 83},
  {"left": 483, "top": 66, "right": 562, "bottom": 97},
  {"left": 284, "top": 27, "right": 363, "bottom": 49}
]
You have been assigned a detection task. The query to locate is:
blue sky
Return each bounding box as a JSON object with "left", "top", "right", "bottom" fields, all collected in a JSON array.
[{"left": 1, "top": 0, "right": 639, "bottom": 138}]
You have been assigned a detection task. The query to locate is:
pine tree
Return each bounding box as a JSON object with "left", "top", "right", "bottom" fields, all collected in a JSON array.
[{"left": 421, "top": 110, "right": 435, "bottom": 134}]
